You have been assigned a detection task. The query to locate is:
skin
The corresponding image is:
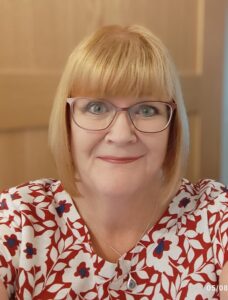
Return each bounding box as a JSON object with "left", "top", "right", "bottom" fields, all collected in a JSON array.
[
  {"left": 219, "top": 261, "right": 228, "bottom": 299},
  {"left": 70, "top": 97, "right": 171, "bottom": 259},
  {"left": 0, "top": 281, "right": 8, "bottom": 300}
]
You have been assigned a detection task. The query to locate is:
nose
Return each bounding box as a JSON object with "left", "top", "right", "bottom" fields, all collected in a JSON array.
[{"left": 104, "top": 111, "right": 137, "bottom": 144}]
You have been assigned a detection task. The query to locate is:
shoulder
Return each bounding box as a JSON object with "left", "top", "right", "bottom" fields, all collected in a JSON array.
[
  {"left": 0, "top": 178, "right": 67, "bottom": 219},
  {"left": 180, "top": 177, "right": 227, "bottom": 194},
  {"left": 0, "top": 179, "right": 74, "bottom": 298},
  {"left": 172, "top": 178, "right": 228, "bottom": 241},
  {"left": 170, "top": 178, "right": 227, "bottom": 220},
  {"left": 178, "top": 178, "right": 228, "bottom": 210},
  {"left": 194, "top": 178, "right": 227, "bottom": 197},
  {"left": 176, "top": 178, "right": 228, "bottom": 273},
  {"left": 0, "top": 178, "right": 63, "bottom": 202},
  {"left": 1, "top": 178, "right": 63, "bottom": 194},
  {"left": 176, "top": 178, "right": 228, "bottom": 230}
]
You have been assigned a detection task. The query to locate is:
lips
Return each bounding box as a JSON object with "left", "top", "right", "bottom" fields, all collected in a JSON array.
[{"left": 97, "top": 155, "right": 143, "bottom": 164}]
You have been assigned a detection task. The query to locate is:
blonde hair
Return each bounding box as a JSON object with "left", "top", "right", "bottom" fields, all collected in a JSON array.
[{"left": 49, "top": 24, "right": 189, "bottom": 199}]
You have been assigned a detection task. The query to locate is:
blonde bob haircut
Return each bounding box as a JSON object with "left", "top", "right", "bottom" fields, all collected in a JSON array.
[{"left": 49, "top": 24, "right": 189, "bottom": 199}]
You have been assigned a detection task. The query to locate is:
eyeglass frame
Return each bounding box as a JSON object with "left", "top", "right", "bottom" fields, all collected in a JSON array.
[{"left": 66, "top": 97, "right": 177, "bottom": 133}]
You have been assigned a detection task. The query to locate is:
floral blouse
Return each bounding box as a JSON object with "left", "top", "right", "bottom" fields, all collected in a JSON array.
[{"left": 0, "top": 178, "right": 228, "bottom": 300}]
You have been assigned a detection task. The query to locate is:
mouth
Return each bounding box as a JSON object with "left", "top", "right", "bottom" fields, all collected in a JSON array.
[{"left": 97, "top": 155, "right": 144, "bottom": 164}]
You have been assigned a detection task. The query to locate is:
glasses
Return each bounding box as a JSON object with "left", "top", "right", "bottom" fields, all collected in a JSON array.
[{"left": 67, "top": 97, "right": 176, "bottom": 133}]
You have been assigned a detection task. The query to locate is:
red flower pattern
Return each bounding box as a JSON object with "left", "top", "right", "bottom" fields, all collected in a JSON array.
[{"left": 0, "top": 178, "right": 227, "bottom": 299}]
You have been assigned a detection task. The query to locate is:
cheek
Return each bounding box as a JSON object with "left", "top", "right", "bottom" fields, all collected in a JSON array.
[
  {"left": 146, "top": 129, "right": 169, "bottom": 148},
  {"left": 70, "top": 124, "right": 102, "bottom": 165},
  {"left": 71, "top": 131, "right": 88, "bottom": 165},
  {"left": 70, "top": 122, "right": 85, "bottom": 167},
  {"left": 145, "top": 131, "right": 169, "bottom": 162}
]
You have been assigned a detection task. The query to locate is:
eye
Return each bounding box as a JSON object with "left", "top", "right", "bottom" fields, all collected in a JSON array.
[
  {"left": 135, "top": 104, "right": 158, "bottom": 117},
  {"left": 85, "top": 101, "right": 109, "bottom": 114}
]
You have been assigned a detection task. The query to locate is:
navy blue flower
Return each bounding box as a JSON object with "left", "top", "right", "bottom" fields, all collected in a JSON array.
[
  {"left": 24, "top": 243, "right": 37, "bottom": 259},
  {"left": 153, "top": 238, "right": 171, "bottom": 258},
  {"left": 75, "top": 262, "right": 90, "bottom": 278},
  {"left": 4, "top": 234, "right": 20, "bottom": 255},
  {"left": 56, "top": 200, "right": 72, "bottom": 217}
]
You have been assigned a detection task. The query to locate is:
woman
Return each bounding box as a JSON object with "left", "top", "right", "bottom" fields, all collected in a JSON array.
[{"left": 0, "top": 24, "right": 228, "bottom": 299}]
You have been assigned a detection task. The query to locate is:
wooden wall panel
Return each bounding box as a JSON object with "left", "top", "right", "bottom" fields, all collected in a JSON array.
[
  {"left": 0, "top": 72, "right": 60, "bottom": 129},
  {"left": 0, "top": 0, "right": 200, "bottom": 73},
  {"left": 200, "top": 0, "right": 226, "bottom": 180},
  {"left": 0, "top": 0, "right": 225, "bottom": 190},
  {"left": 186, "top": 113, "right": 202, "bottom": 181},
  {"left": 0, "top": 129, "right": 56, "bottom": 190}
]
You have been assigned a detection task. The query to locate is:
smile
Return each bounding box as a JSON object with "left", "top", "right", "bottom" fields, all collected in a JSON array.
[{"left": 97, "top": 155, "right": 143, "bottom": 164}]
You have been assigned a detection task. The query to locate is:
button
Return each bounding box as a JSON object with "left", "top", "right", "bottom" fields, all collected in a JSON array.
[{"left": 127, "top": 275, "right": 137, "bottom": 290}]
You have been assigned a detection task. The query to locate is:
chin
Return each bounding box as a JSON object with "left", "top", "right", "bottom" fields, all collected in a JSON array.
[{"left": 95, "top": 176, "right": 141, "bottom": 197}]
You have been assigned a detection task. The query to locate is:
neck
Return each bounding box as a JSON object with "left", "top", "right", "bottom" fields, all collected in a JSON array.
[
  {"left": 73, "top": 181, "right": 170, "bottom": 262},
  {"left": 74, "top": 179, "right": 168, "bottom": 235}
]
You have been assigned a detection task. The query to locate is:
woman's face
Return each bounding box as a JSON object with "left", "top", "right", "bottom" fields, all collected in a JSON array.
[{"left": 70, "top": 97, "right": 170, "bottom": 198}]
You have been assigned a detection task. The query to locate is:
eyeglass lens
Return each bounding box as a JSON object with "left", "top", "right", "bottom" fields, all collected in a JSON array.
[{"left": 71, "top": 98, "right": 173, "bottom": 133}]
